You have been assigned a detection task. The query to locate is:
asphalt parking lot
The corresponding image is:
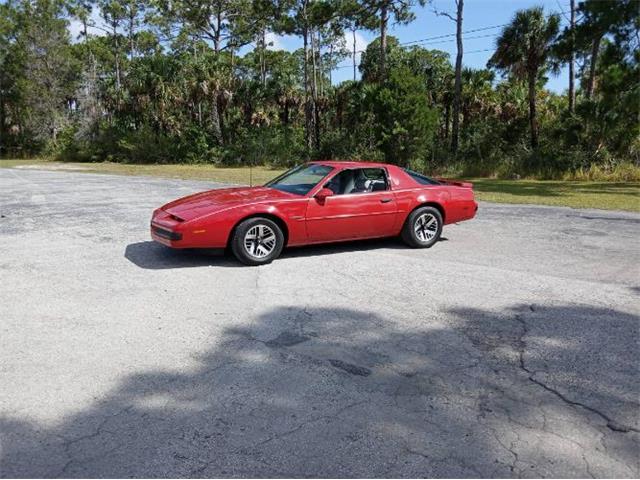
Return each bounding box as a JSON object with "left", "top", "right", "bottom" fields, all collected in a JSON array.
[{"left": 1, "top": 167, "right": 639, "bottom": 478}]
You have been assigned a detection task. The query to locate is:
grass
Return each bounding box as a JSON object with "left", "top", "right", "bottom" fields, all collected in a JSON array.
[
  {"left": 0, "top": 158, "right": 53, "bottom": 168},
  {"left": 1, "top": 159, "right": 638, "bottom": 212},
  {"left": 0, "top": 159, "right": 285, "bottom": 185},
  {"left": 470, "top": 178, "right": 640, "bottom": 212}
]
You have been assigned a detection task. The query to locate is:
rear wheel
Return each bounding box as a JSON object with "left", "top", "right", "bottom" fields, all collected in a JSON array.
[
  {"left": 401, "top": 206, "right": 443, "bottom": 248},
  {"left": 231, "top": 217, "right": 284, "bottom": 265}
]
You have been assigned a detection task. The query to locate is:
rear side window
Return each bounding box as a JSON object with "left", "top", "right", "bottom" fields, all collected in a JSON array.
[{"left": 404, "top": 169, "right": 441, "bottom": 185}]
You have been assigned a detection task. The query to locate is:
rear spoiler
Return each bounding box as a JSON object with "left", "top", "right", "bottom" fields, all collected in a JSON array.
[{"left": 435, "top": 178, "right": 473, "bottom": 189}]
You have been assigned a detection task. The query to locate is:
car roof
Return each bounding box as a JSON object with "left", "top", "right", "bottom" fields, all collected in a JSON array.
[{"left": 310, "top": 160, "right": 393, "bottom": 169}]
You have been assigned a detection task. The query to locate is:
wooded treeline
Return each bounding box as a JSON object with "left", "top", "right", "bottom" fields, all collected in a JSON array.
[{"left": 0, "top": 0, "right": 638, "bottom": 178}]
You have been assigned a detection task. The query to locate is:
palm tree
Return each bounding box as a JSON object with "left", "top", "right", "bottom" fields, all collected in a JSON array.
[
  {"left": 461, "top": 68, "right": 496, "bottom": 127},
  {"left": 488, "top": 7, "right": 560, "bottom": 149}
]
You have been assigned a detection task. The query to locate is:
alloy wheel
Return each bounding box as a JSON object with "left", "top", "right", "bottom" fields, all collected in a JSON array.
[
  {"left": 243, "top": 224, "right": 277, "bottom": 258},
  {"left": 414, "top": 213, "right": 438, "bottom": 242}
]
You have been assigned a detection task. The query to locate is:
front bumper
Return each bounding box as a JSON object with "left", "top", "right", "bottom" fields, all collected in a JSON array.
[
  {"left": 151, "top": 224, "right": 182, "bottom": 241},
  {"left": 150, "top": 208, "right": 185, "bottom": 247},
  {"left": 150, "top": 208, "right": 231, "bottom": 249},
  {"left": 150, "top": 223, "right": 183, "bottom": 247}
]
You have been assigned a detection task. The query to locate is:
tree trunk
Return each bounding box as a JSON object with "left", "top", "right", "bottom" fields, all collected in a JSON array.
[
  {"left": 586, "top": 35, "right": 601, "bottom": 100},
  {"left": 444, "top": 101, "right": 450, "bottom": 139},
  {"left": 303, "top": 22, "right": 313, "bottom": 152},
  {"left": 113, "top": 21, "right": 121, "bottom": 91},
  {"left": 568, "top": 0, "right": 575, "bottom": 112},
  {"left": 450, "top": 0, "right": 463, "bottom": 153},
  {"left": 379, "top": 3, "right": 388, "bottom": 80},
  {"left": 218, "top": 94, "right": 226, "bottom": 137},
  {"left": 528, "top": 71, "right": 539, "bottom": 149},
  {"left": 210, "top": 12, "right": 224, "bottom": 146},
  {"left": 213, "top": 7, "right": 222, "bottom": 53},
  {"left": 0, "top": 98, "right": 5, "bottom": 155},
  {"left": 352, "top": 28, "right": 357, "bottom": 81},
  {"left": 310, "top": 29, "right": 320, "bottom": 150},
  {"left": 260, "top": 28, "right": 266, "bottom": 87},
  {"left": 211, "top": 93, "right": 224, "bottom": 145},
  {"left": 316, "top": 31, "right": 323, "bottom": 97},
  {"left": 327, "top": 43, "right": 332, "bottom": 89},
  {"left": 128, "top": 5, "right": 135, "bottom": 60},
  {"left": 314, "top": 104, "right": 321, "bottom": 151}
]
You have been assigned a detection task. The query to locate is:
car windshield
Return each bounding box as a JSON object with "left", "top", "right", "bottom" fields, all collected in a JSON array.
[{"left": 265, "top": 164, "right": 334, "bottom": 196}]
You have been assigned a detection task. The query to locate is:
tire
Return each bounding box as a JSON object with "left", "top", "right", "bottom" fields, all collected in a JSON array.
[
  {"left": 401, "top": 206, "right": 443, "bottom": 248},
  {"left": 230, "top": 217, "right": 285, "bottom": 266}
]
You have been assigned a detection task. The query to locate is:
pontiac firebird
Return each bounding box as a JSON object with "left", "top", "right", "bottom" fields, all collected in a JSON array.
[{"left": 151, "top": 161, "right": 478, "bottom": 265}]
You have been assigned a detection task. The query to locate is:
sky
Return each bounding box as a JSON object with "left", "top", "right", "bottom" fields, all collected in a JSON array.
[
  {"left": 68, "top": 0, "right": 574, "bottom": 93},
  {"left": 267, "top": 0, "right": 573, "bottom": 92}
]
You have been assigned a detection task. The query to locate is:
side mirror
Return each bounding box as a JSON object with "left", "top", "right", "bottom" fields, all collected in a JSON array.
[{"left": 315, "top": 187, "right": 334, "bottom": 204}]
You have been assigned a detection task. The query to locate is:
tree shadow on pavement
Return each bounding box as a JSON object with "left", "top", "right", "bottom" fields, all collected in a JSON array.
[{"left": 1, "top": 305, "right": 638, "bottom": 478}]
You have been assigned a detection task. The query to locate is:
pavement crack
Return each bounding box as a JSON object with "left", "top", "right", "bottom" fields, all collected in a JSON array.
[
  {"left": 488, "top": 426, "right": 520, "bottom": 474},
  {"left": 57, "top": 405, "right": 133, "bottom": 476},
  {"left": 328, "top": 359, "right": 371, "bottom": 377},
  {"left": 252, "top": 400, "right": 369, "bottom": 448},
  {"left": 582, "top": 451, "right": 596, "bottom": 478},
  {"left": 403, "top": 446, "right": 430, "bottom": 460},
  {"left": 514, "top": 313, "right": 639, "bottom": 434},
  {"left": 293, "top": 306, "right": 312, "bottom": 336}
]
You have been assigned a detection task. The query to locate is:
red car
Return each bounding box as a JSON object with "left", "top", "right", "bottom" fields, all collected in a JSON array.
[{"left": 151, "top": 161, "right": 478, "bottom": 265}]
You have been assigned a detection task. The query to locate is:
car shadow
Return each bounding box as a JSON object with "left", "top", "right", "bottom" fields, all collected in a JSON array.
[
  {"left": 124, "top": 241, "right": 239, "bottom": 269},
  {"left": 125, "top": 237, "right": 449, "bottom": 269},
  {"left": 281, "top": 236, "right": 448, "bottom": 259}
]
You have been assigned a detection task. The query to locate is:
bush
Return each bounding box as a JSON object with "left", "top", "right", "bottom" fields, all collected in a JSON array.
[{"left": 366, "top": 67, "right": 438, "bottom": 167}]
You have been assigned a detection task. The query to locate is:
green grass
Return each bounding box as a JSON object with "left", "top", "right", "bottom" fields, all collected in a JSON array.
[
  {"left": 0, "top": 158, "right": 53, "bottom": 168},
  {"left": 470, "top": 178, "right": 640, "bottom": 212},
  {"left": 1, "top": 159, "right": 638, "bottom": 212},
  {"left": 0, "top": 159, "right": 285, "bottom": 185}
]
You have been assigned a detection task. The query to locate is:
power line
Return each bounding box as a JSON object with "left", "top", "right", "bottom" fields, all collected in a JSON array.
[
  {"left": 334, "top": 20, "right": 568, "bottom": 66},
  {"left": 399, "top": 23, "right": 508, "bottom": 46},
  {"left": 398, "top": 6, "right": 571, "bottom": 48},
  {"left": 403, "top": 19, "right": 570, "bottom": 49},
  {"left": 332, "top": 47, "right": 493, "bottom": 70},
  {"left": 314, "top": 5, "right": 571, "bottom": 60},
  {"left": 331, "top": 6, "right": 572, "bottom": 71}
]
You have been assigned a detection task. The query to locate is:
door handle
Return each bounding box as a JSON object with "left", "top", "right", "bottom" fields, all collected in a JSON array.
[{"left": 380, "top": 198, "right": 393, "bottom": 203}]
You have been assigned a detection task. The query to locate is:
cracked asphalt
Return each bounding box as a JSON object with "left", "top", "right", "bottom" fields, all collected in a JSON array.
[{"left": 1, "top": 167, "right": 639, "bottom": 478}]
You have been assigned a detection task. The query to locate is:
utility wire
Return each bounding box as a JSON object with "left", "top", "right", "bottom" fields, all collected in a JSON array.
[
  {"left": 331, "top": 6, "right": 571, "bottom": 72},
  {"left": 399, "top": 6, "right": 571, "bottom": 48}
]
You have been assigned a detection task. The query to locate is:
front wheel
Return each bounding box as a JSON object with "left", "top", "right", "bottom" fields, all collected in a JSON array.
[
  {"left": 231, "top": 217, "right": 284, "bottom": 266},
  {"left": 401, "top": 206, "right": 443, "bottom": 248}
]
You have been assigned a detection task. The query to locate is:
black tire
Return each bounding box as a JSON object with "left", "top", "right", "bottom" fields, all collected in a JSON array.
[
  {"left": 401, "top": 206, "right": 443, "bottom": 248},
  {"left": 230, "top": 217, "right": 285, "bottom": 266}
]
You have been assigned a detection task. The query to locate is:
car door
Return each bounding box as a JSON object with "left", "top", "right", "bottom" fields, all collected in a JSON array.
[{"left": 305, "top": 168, "right": 397, "bottom": 242}]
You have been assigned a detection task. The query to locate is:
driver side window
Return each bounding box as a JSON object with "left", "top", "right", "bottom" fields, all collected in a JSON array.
[{"left": 324, "top": 168, "right": 388, "bottom": 195}]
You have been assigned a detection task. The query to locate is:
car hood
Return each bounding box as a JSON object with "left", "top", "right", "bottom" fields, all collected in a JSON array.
[{"left": 161, "top": 186, "right": 295, "bottom": 221}]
